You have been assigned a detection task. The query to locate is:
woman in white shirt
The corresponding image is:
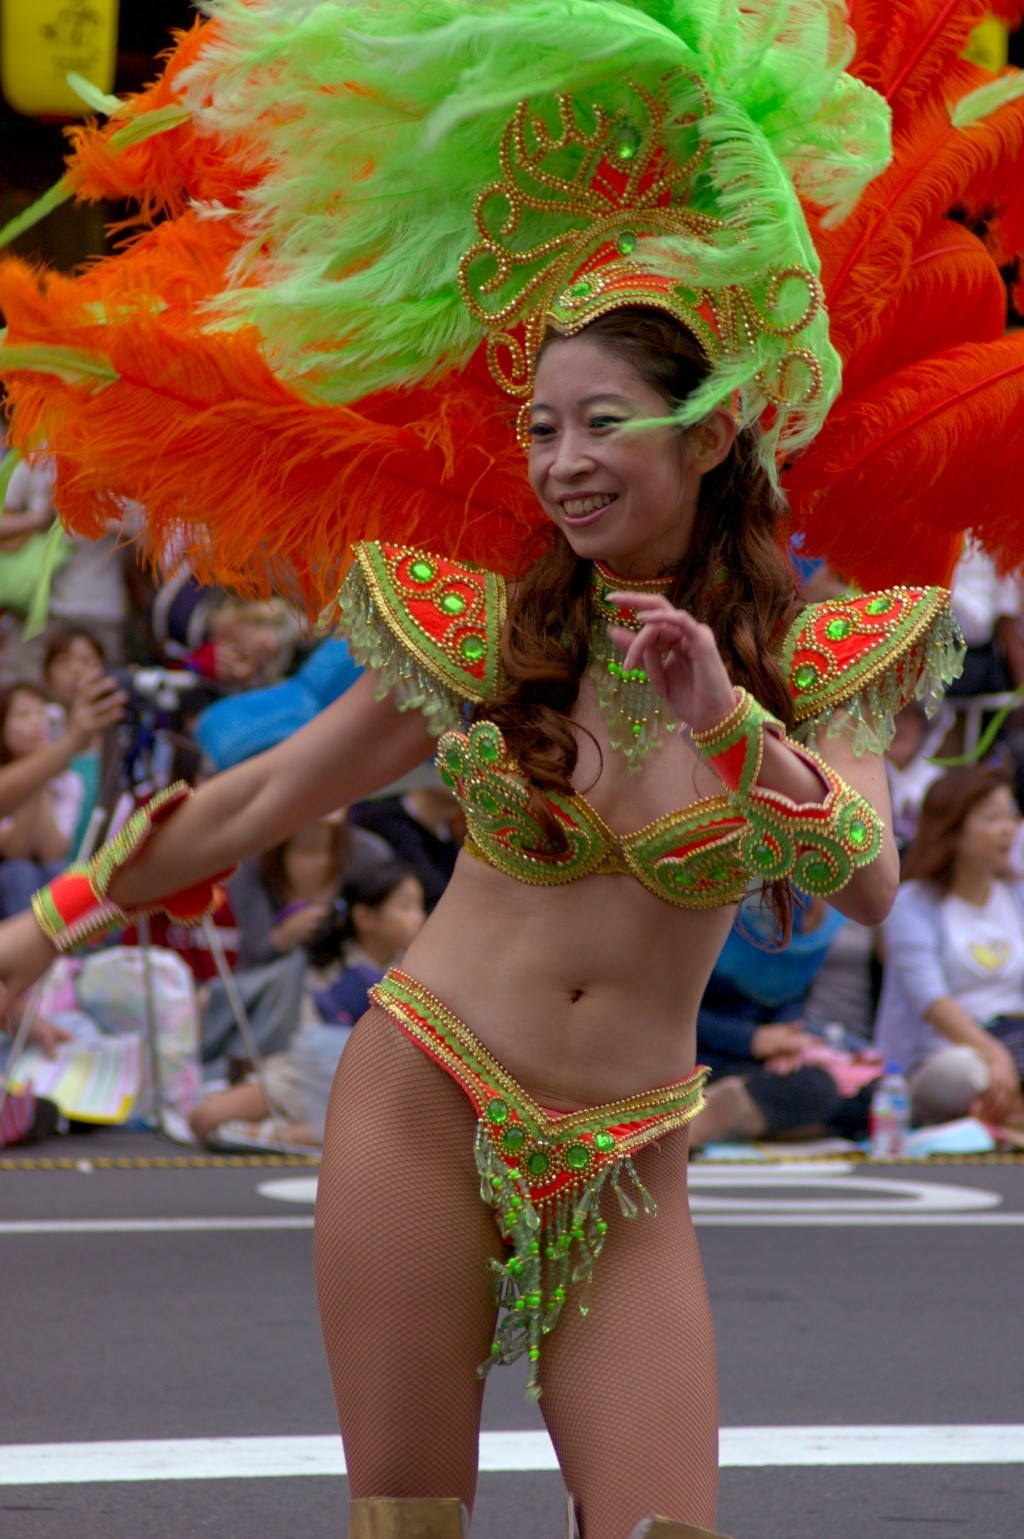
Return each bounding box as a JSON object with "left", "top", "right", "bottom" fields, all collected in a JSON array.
[{"left": 876, "top": 764, "right": 1024, "bottom": 1127}]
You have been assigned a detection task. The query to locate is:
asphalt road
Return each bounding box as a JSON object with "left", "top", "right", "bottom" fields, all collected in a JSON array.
[{"left": 2, "top": 1130, "right": 1023, "bottom": 1539}]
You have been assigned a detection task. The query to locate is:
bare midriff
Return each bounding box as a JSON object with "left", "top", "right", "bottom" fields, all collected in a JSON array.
[{"left": 397, "top": 851, "right": 736, "bottom": 1113}]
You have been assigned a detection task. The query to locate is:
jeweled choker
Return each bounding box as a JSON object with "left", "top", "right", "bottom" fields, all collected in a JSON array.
[{"left": 587, "top": 561, "right": 678, "bottom": 769}]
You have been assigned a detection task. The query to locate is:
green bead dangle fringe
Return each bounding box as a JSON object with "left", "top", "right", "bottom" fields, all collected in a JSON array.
[{"left": 474, "top": 1124, "right": 656, "bottom": 1398}]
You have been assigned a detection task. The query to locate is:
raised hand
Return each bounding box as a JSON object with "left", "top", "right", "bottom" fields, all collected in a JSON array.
[
  {"left": 68, "top": 673, "right": 127, "bottom": 743},
  {"left": 607, "top": 591, "right": 737, "bottom": 733}
]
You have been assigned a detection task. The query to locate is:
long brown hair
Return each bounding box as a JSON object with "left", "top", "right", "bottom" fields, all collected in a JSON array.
[
  {"left": 902, "top": 763, "right": 1016, "bottom": 893},
  {"left": 475, "top": 308, "right": 799, "bottom": 899}
]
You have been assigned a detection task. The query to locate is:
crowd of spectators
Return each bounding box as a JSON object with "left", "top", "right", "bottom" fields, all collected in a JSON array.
[{"left": 2, "top": 449, "right": 1024, "bottom": 1156}]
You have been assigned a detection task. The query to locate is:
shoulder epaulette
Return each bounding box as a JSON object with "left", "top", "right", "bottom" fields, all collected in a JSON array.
[
  {"left": 780, "top": 587, "right": 964, "bottom": 754},
  {"left": 336, "top": 542, "right": 506, "bottom": 733}
]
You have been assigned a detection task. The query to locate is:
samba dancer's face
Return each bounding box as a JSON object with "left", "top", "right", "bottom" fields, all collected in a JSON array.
[{"left": 527, "top": 333, "right": 734, "bottom": 581}]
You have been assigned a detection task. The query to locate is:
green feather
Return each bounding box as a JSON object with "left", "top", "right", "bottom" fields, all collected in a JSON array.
[{"left": 140, "top": 2, "right": 891, "bottom": 468}]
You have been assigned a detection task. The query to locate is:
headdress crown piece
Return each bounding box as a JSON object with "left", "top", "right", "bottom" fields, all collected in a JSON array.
[{"left": 458, "top": 77, "right": 825, "bottom": 447}]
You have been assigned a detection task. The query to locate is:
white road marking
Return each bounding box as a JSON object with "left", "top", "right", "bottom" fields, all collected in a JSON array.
[
  {"left": 688, "top": 1172, "right": 1001, "bottom": 1213},
  {"left": 0, "top": 1217, "right": 315, "bottom": 1234},
  {"left": 255, "top": 1170, "right": 1008, "bottom": 1217},
  {"left": 3, "top": 1428, "right": 1024, "bottom": 1484},
  {"left": 1, "top": 1160, "right": 1013, "bottom": 1234},
  {"left": 258, "top": 1177, "right": 319, "bottom": 1203}
]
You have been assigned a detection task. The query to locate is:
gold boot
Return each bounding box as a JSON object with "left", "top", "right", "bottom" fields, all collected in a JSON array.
[
  {"left": 628, "top": 1520, "right": 735, "bottom": 1539},
  {"left": 347, "top": 1498, "right": 470, "bottom": 1538}
]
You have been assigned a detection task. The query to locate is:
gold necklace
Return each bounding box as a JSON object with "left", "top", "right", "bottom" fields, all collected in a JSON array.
[{"left": 587, "top": 561, "right": 679, "bottom": 770}]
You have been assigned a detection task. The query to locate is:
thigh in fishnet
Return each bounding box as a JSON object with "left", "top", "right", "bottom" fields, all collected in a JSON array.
[
  {"left": 314, "top": 1006, "right": 503, "bottom": 1506},
  {"left": 538, "top": 1127, "right": 719, "bottom": 1539}
]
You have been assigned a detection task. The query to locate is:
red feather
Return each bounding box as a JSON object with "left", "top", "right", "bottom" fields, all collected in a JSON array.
[
  {"left": 815, "top": 86, "right": 1024, "bottom": 345},
  {"left": 848, "top": 0, "right": 994, "bottom": 118},
  {"left": 786, "top": 334, "right": 1024, "bottom": 588},
  {"left": 835, "top": 221, "right": 1007, "bottom": 395}
]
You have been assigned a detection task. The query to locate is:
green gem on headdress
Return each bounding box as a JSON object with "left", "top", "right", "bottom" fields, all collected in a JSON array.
[
  {"left": 409, "top": 558, "right": 435, "bottom": 584},
  {"left": 613, "top": 121, "right": 642, "bottom": 160}
]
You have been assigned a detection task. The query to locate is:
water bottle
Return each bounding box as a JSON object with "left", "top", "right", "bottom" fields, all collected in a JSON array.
[{"left": 869, "top": 1062, "right": 911, "bottom": 1159}]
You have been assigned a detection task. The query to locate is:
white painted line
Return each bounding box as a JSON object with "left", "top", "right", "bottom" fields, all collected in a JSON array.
[
  {"left": 258, "top": 1177, "right": 318, "bottom": 1203},
  {"left": 695, "top": 1212, "right": 1024, "bottom": 1226},
  {"left": 0, "top": 1217, "right": 314, "bottom": 1235},
  {"left": 6, "top": 1210, "right": 1024, "bottom": 1235},
  {"left": 689, "top": 1173, "right": 1001, "bottom": 1213},
  {"left": 722, "top": 1426, "right": 1024, "bottom": 1467},
  {"left": 4, "top": 1427, "right": 1024, "bottom": 1484}
]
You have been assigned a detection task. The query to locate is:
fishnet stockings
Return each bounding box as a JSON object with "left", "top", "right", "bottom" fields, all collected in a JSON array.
[{"left": 314, "top": 1005, "right": 719, "bottom": 1537}]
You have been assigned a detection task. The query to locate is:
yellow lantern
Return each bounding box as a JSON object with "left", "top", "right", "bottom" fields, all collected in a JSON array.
[{"left": 1, "top": 0, "right": 118, "bottom": 119}]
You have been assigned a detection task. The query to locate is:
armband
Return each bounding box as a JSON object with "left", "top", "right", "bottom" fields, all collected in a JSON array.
[
  {"left": 690, "top": 688, "right": 883, "bottom": 896},
  {"left": 31, "top": 783, "right": 230, "bottom": 953}
]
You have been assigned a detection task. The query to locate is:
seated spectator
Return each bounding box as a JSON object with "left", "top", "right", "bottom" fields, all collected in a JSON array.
[
  {"left": 885, "top": 701, "right": 952, "bottom": 856},
  {"left": 201, "top": 812, "right": 389, "bottom": 1071},
  {"left": 876, "top": 763, "right": 1024, "bottom": 1129},
  {"left": 0, "top": 684, "right": 75, "bottom": 916},
  {"left": 228, "top": 813, "right": 390, "bottom": 970},
  {"left": 190, "top": 861, "right": 425, "bottom": 1147},
  {"left": 350, "top": 782, "right": 461, "bottom": 911},
  {"left": 150, "top": 563, "right": 296, "bottom": 690},
  {"left": 948, "top": 540, "right": 1024, "bottom": 696},
  {"left": 0, "top": 672, "right": 122, "bottom": 831},
  {"left": 42, "top": 626, "right": 111, "bottom": 856},
  {"left": 690, "top": 893, "right": 881, "bottom": 1148}
]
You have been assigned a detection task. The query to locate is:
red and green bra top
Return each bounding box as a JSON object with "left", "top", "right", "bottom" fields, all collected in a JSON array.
[{"left": 337, "top": 542, "right": 962, "bottom": 909}]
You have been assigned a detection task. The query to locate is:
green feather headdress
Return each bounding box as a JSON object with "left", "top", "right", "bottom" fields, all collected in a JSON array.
[
  {"left": 0, "top": 0, "right": 897, "bottom": 607},
  {"left": 184, "top": 0, "right": 889, "bottom": 468}
]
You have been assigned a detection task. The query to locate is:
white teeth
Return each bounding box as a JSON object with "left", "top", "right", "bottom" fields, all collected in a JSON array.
[{"left": 563, "top": 495, "right": 615, "bottom": 517}]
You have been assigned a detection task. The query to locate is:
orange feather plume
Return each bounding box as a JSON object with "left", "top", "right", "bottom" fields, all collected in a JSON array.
[
  {"left": 2, "top": 0, "right": 1024, "bottom": 607},
  {"left": 787, "top": 334, "right": 1024, "bottom": 588},
  {"left": 815, "top": 85, "right": 1024, "bottom": 348},
  {"left": 833, "top": 222, "right": 1007, "bottom": 397},
  {"left": 61, "top": 22, "right": 256, "bottom": 223},
  {"left": 847, "top": 0, "right": 995, "bottom": 119},
  {"left": 0, "top": 260, "right": 542, "bottom": 613}
]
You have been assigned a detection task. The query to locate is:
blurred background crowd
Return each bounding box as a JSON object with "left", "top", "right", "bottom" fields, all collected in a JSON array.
[
  {"left": 1, "top": 3, "right": 1024, "bottom": 1155},
  {"left": 3, "top": 449, "right": 1024, "bottom": 1158}
]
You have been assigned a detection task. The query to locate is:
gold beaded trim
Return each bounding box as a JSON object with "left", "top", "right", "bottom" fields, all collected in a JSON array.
[
  {"left": 457, "top": 76, "right": 824, "bottom": 448},
  {"left": 689, "top": 687, "right": 753, "bottom": 751},
  {"left": 372, "top": 969, "right": 708, "bottom": 1162}
]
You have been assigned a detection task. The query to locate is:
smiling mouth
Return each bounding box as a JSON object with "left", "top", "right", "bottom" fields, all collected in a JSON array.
[{"left": 560, "top": 494, "right": 617, "bottom": 523}]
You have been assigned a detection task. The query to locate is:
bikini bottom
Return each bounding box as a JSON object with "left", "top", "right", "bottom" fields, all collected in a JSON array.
[{"left": 370, "top": 968, "right": 708, "bottom": 1396}]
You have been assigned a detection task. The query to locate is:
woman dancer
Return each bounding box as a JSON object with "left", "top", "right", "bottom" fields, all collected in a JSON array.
[
  {"left": 0, "top": 306, "right": 949, "bottom": 1535},
  {"left": 0, "top": 2, "right": 1016, "bottom": 1534}
]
